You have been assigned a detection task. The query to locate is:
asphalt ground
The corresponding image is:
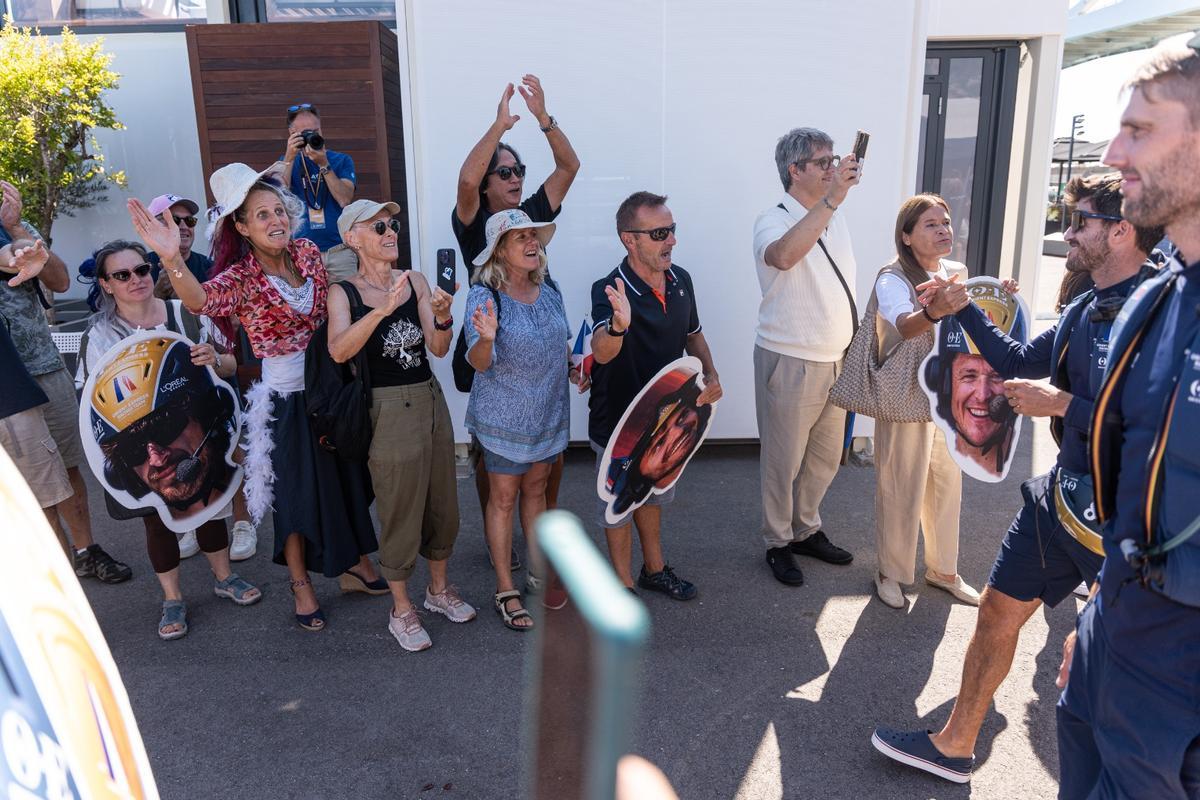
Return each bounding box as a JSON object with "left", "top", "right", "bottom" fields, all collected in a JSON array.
[{"left": 77, "top": 412, "right": 1071, "bottom": 800}]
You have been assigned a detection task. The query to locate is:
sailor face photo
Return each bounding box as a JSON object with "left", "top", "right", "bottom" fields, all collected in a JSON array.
[{"left": 950, "top": 354, "right": 1007, "bottom": 455}]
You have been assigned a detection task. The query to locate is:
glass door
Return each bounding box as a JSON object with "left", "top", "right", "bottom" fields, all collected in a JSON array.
[{"left": 918, "top": 44, "right": 1019, "bottom": 277}]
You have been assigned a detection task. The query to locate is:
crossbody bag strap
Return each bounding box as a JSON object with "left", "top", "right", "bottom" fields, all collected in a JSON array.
[
  {"left": 334, "top": 280, "right": 373, "bottom": 402},
  {"left": 776, "top": 203, "right": 858, "bottom": 335}
]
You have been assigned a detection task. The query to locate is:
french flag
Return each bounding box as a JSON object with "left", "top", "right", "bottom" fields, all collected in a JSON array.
[{"left": 571, "top": 318, "right": 593, "bottom": 378}]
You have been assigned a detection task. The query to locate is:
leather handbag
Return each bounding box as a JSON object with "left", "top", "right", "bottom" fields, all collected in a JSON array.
[{"left": 829, "top": 266, "right": 933, "bottom": 423}]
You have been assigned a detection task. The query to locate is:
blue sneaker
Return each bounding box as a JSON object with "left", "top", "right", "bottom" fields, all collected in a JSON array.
[{"left": 871, "top": 728, "right": 974, "bottom": 784}]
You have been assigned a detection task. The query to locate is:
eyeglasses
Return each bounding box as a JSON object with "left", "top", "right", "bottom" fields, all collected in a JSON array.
[
  {"left": 287, "top": 103, "right": 313, "bottom": 113},
  {"left": 110, "top": 404, "right": 191, "bottom": 467},
  {"left": 487, "top": 164, "right": 527, "bottom": 181},
  {"left": 103, "top": 263, "right": 153, "bottom": 282},
  {"left": 358, "top": 219, "right": 401, "bottom": 236},
  {"left": 623, "top": 223, "right": 677, "bottom": 242},
  {"left": 158, "top": 214, "right": 197, "bottom": 229},
  {"left": 1069, "top": 209, "right": 1122, "bottom": 231},
  {"left": 797, "top": 155, "right": 840, "bottom": 171}
]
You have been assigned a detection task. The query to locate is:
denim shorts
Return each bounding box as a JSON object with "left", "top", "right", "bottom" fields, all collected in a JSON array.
[{"left": 479, "top": 442, "right": 560, "bottom": 476}]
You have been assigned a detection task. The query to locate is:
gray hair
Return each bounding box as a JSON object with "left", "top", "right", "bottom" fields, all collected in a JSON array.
[
  {"left": 91, "top": 240, "right": 151, "bottom": 334},
  {"left": 774, "top": 127, "right": 834, "bottom": 190}
]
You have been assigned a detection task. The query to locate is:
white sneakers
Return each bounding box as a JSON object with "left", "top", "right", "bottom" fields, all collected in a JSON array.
[
  {"left": 925, "top": 571, "right": 981, "bottom": 606},
  {"left": 388, "top": 609, "right": 432, "bottom": 652},
  {"left": 178, "top": 530, "right": 199, "bottom": 558},
  {"left": 875, "top": 572, "right": 906, "bottom": 608},
  {"left": 424, "top": 585, "right": 477, "bottom": 623},
  {"left": 229, "top": 520, "right": 257, "bottom": 562}
]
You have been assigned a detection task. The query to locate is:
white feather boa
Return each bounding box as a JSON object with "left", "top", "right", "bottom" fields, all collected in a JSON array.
[{"left": 242, "top": 381, "right": 277, "bottom": 525}]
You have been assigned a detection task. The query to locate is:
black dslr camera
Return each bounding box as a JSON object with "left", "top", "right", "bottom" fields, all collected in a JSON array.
[{"left": 300, "top": 129, "right": 324, "bottom": 150}]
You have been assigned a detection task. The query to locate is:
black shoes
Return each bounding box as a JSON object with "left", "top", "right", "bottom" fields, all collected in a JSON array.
[
  {"left": 74, "top": 544, "right": 132, "bottom": 584},
  {"left": 637, "top": 564, "right": 696, "bottom": 601},
  {"left": 767, "top": 547, "right": 805, "bottom": 585},
  {"left": 790, "top": 531, "right": 853, "bottom": 565}
]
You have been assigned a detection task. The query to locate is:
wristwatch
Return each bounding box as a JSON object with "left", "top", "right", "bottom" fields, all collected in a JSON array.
[
  {"left": 318, "top": 166, "right": 330, "bottom": 176},
  {"left": 821, "top": 196, "right": 838, "bottom": 211},
  {"left": 606, "top": 318, "right": 627, "bottom": 337},
  {"left": 540, "top": 116, "right": 559, "bottom": 133}
]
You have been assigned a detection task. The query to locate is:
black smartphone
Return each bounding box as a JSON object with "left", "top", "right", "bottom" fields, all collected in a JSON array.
[
  {"left": 436, "top": 248, "right": 456, "bottom": 294},
  {"left": 853, "top": 130, "right": 870, "bottom": 162}
]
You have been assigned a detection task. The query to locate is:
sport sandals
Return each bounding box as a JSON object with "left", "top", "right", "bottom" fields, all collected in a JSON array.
[{"left": 493, "top": 590, "right": 533, "bottom": 631}]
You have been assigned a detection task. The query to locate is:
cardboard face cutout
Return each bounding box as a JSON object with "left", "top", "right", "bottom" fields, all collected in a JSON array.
[
  {"left": 919, "top": 277, "right": 1030, "bottom": 483},
  {"left": 78, "top": 330, "right": 242, "bottom": 533},
  {"left": 0, "top": 448, "right": 159, "bottom": 798},
  {"left": 597, "top": 356, "right": 718, "bottom": 525}
]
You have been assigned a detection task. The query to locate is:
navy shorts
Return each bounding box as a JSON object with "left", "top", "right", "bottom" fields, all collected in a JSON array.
[{"left": 987, "top": 470, "right": 1104, "bottom": 608}]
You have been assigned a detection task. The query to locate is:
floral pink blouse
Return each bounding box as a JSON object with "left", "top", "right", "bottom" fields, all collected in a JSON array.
[{"left": 199, "top": 239, "right": 327, "bottom": 359}]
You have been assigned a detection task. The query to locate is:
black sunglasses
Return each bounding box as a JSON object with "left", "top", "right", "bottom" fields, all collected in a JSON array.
[
  {"left": 158, "top": 213, "right": 197, "bottom": 229},
  {"left": 110, "top": 404, "right": 191, "bottom": 467},
  {"left": 104, "top": 263, "right": 153, "bottom": 282},
  {"left": 623, "top": 223, "right": 677, "bottom": 242},
  {"left": 487, "top": 164, "right": 527, "bottom": 181},
  {"left": 287, "top": 103, "right": 313, "bottom": 113},
  {"left": 359, "top": 219, "right": 401, "bottom": 236},
  {"left": 1069, "top": 209, "right": 1122, "bottom": 231}
]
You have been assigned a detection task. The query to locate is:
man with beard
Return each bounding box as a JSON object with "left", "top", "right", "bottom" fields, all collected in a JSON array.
[
  {"left": 590, "top": 191, "right": 722, "bottom": 600},
  {"left": 92, "top": 336, "right": 238, "bottom": 521},
  {"left": 871, "top": 172, "right": 1162, "bottom": 784},
  {"left": 1055, "top": 41, "right": 1200, "bottom": 799}
]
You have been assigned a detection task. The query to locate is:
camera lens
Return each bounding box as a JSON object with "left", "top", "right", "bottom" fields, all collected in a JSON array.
[{"left": 301, "top": 130, "right": 324, "bottom": 150}]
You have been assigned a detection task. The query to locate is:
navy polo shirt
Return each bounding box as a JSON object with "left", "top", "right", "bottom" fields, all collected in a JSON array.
[
  {"left": 957, "top": 273, "right": 1140, "bottom": 474},
  {"left": 588, "top": 258, "right": 702, "bottom": 447},
  {"left": 289, "top": 150, "right": 356, "bottom": 251}
]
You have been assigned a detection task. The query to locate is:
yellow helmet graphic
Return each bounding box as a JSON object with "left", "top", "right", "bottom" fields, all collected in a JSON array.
[{"left": 90, "top": 337, "right": 176, "bottom": 439}]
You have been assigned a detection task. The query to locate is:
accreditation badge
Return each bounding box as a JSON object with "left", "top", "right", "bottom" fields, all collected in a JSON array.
[
  {"left": 1054, "top": 466, "right": 1105, "bottom": 556},
  {"left": 307, "top": 206, "right": 326, "bottom": 229}
]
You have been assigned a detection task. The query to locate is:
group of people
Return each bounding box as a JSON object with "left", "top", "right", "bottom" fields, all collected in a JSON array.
[{"left": 1, "top": 41, "right": 1197, "bottom": 797}]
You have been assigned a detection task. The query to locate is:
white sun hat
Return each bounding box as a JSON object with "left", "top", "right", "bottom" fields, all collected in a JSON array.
[
  {"left": 473, "top": 208, "right": 556, "bottom": 266},
  {"left": 205, "top": 162, "right": 278, "bottom": 238}
]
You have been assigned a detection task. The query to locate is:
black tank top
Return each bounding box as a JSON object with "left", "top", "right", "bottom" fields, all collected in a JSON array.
[{"left": 345, "top": 282, "right": 433, "bottom": 387}]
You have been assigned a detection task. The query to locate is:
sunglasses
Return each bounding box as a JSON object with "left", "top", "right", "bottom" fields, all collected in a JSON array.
[
  {"left": 798, "top": 155, "right": 841, "bottom": 171},
  {"left": 1069, "top": 209, "right": 1122, "bottom": 231},
  {"left": 487, "top": 164, "right": 527, "bottom": 181},
  {"left": 287, "top": 103, "right": 313, "bottom": 113},
  {"left": 103, "top": 263, "right": 153, "bottom": 282},
  {"left": 359, "top": 219, "right": 402, "bottom": 236},
  {"left": 110, "top": 404, "right": 191, "bottom": 467},
  {"left": 623, "top": 223, "right": 677, "bottom": 242},
  {"left": 157, "top": 213, "right": 197, "bottom": 229}
]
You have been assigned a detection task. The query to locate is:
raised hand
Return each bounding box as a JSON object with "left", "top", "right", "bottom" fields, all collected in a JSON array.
[
  {"left": 473, "top": 298, "right": 498, "bottom": 342},
  {"left": 827, "top": 153, "right": 862, "bottom": 206},
  {"left": 518, "top": 74, "right": 549, "bottom": 126},
  {"left": 379, "top": 271, "right": 410, "bottom": 315},
  {"left": 604, "top": 277, "right": 632, "bottom": 333},
  {"left": 1001, "top": 278, "right": 1020, "bottom": 295},
  {"left": 128, "top": 198, "right": 182, "bottom": 265},
  {"left": 430, "top": 283, "right": 456, "bottom": 320},
  {"left": 0, "top": 181, "right": 23, "bottom": 231},
  {"left": 5, "top": 240, "right": 48, "bottom": 288},
  {"left": 496, "top": 83, "right": 520, "bottom": 132}
]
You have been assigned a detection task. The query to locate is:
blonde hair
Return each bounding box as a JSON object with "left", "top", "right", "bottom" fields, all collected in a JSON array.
[{"left": 473, "top": 231, "right": 548, "bottom": 290}]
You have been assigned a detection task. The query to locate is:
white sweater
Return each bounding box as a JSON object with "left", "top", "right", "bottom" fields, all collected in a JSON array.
[{"left": 752, "top": 194, "right": 858, "bottom": 362}]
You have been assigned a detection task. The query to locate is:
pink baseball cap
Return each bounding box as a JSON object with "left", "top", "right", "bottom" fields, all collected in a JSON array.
[{"left": 147, "top": 194, "right": 200, "bottom": 218}]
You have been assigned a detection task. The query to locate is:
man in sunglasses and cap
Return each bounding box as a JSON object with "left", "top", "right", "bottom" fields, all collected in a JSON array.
[
  {"left": 589, "top": 191, "right": 722, "bottom": 600},
  {"left": 148, "top": 194, "right": 212, "bottom": 299},
  {"left": 753, "top": 127, "right": 861, "bottom": 587},
  {"left": 871, "top": 173, "right": 1162, "bottom": 784}
]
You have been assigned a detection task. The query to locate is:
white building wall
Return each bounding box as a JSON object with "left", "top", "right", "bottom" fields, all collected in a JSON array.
[{"left": 42, "top": 0, "right": 1066, "bottom": 442}]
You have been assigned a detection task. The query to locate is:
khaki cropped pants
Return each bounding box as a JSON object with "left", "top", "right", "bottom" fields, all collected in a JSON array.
[
  {"left": 368, "top": 379, "right": 459, "bottom": 582},
  {"left": 874, "top": 419, "right": 961, "bottom": 585}
]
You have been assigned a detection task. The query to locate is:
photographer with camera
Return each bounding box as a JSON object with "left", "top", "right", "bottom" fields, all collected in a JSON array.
[{"left": 270, "top": 103, "right": 356, "bottom": 259}]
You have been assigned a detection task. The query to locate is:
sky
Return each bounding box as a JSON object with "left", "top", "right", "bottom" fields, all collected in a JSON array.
[{"left": 1054, "top": 31, "right": 1195, "bottom": 144}]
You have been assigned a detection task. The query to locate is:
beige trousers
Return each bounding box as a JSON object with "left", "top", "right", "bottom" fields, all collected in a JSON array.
[
  {"left": 874, "top": 419, "right": 962, "bottom": 584},
  {"left": 753, "top": 345, "right": 845, "bottom": 548}
]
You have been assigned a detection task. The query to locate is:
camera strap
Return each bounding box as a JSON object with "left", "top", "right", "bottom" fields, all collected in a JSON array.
[
  {"left": 777, "top": 203, "right": 858, "bottom": 338},
  {"left": 299, "top": 155, "right": 325, "bottom": 211}
]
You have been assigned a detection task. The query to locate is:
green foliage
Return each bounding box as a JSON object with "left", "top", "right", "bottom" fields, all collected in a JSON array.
[{"left": 0, "top": 18, "right": 126, "bottom": 245}]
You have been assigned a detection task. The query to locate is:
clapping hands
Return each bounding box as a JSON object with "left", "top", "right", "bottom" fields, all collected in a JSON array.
[
  {"left": 472, "top": 298, "right": 498, "bottom": 342},
  {"left": 3, "top": 239, "right": 48, "bottom": 288},
  {"left": 605, "top": 278, "right": 631, "bottom": 334}
]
